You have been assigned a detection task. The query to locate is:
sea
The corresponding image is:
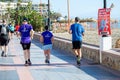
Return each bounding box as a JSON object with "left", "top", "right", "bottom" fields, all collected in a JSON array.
[{"left": 86, "top": 22, "right": 120, "bottom": 28}]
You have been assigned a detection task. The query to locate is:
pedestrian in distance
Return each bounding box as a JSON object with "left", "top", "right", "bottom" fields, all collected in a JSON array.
[
  {"left": 15, "top": 23, "right": 20, "bottom": 39},
  {"left": 18, "top": 18, "right": 34, "bottom": 66},
  {"left": 0, "top": 20, "right": 10, "bottom": 57},
  {"left": 40, "top": 25, "right": 54, "bottom": 64},
  {"left": 69, "top": 17, "right": 85, "bottom": 66},
  {"left": 8, "top": 23, "right": 15, "bottom": 39}
]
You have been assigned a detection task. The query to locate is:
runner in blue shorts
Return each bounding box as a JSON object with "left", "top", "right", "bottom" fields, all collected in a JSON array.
[{"left": 40, "top": 25, "right": 54, "bottom": 64}]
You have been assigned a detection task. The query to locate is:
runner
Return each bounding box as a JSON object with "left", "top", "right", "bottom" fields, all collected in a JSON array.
[
  {"left": 8, "top": 23, "right": 15, "bottom": 39},
  {"left": 0, "top": 20, "right": 10, "bottom": 57},
  {"left": 40, "top": 25, "right": 54, "bottom": 64},
  {"left": 15, "top": 23, "right": 20, "bottom": 39},
  {"left": 18, "top": 18, "right": 34, "bottom": 66},
  {"left": 69, "top": 17, "right": 85, "bottom": 66}
]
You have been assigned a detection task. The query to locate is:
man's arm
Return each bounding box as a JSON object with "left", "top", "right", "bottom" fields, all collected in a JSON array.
[
  {"left": 82, "top": 33, "right": 84, "bottom": 36},
  {"left": 69, "top": 30, "right": 72, "bottom": 34},
  {"left": 51, "top": 36, "right": 54, "bottom": 44},
  {"left": 40, "top": 35, "right": 44, "bottom": 43},
  {"left": 17, "top": 31, "right": 21, "bottom": 37},
  {"left": 30, "top": 29, "right": 34, "bottom": 39}
]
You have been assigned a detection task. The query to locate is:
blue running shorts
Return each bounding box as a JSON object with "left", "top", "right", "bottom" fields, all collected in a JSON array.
[{"left": 42, "top": 44, "right": 52, "bottom": 50}]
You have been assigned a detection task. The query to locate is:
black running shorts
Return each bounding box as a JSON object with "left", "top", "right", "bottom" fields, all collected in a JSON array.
[
  {"left": 0, "top": 35, "right": 9, "bottom": 46},
  {"left": 21, "top": 42, "right": 31, "bottom": 50},
  {"left": 72, "top": 41, "right": 82, "bottom": 49}
]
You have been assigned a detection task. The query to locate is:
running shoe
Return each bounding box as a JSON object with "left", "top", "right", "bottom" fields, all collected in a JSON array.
[
  {"left": 28, "top": 59, "right": 32, "bottom": 65},
  {"left": 24, "top": 61, "right": 29, "bottom": 66},
  {"left": 76, "top": 56, "right": 81, "bottom": 66},
  {"left": 1, "top": 51, "right": 4, "bottom": 57},
  {"left": 4, "top": 54, "right": 7, "bottom": 57},
  {"left": 45, "top": 59, "right": 50, "bottom": 64}
]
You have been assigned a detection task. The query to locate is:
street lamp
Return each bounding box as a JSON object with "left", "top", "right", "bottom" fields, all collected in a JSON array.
[
  {"left": 48, "top": 0, "right": 50, "bottom": 30},
  {"left": 102, "top": 0, "right": 107, "bottom": 37},
  {"left": 103, "top": 0, "right": 106, "bottom": 8},
  {"left": 67, "top": 0, "right": 70, "bottom": 31}
]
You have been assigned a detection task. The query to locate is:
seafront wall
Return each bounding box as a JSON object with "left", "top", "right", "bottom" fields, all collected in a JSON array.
[{"left": 33, "top": 33, "right": 120, "bottom": 71}]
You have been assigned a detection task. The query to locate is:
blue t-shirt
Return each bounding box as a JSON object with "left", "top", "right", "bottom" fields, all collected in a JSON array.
[
  {"left": 18, "top": 24, "right": 33, "bottom": 43},
  {"left": 9, "top": 25, "right": 14, "bottom": 31},
  {"left": 41, "top": 31, "right": 53, "bottom": 45},
  {"left": 70, "top": 23, "right": 85, "bottom": 41}
]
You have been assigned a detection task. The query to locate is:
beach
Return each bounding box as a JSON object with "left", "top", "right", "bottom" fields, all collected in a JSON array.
[{"left": 53, "top": 27, "right": 120, "bottom": 48}]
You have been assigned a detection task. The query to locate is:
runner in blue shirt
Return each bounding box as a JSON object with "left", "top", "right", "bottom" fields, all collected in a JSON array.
[
  {"left": 40, "top": 25, "right": 54, "bottom": 64},
  {"left": 69, "top": 17, "right": 85, "bottom": 66},
  {"left": 18, "top": 18, "right": 34, "bottom": 66}
]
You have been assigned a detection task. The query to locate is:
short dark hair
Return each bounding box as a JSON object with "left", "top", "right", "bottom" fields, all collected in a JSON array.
[
  {"left": 23, "top": 17, "right": 28, "bottom": 22},
  {"left": 2, "top": 20, "right": 5, "bottom": 23},
  {"left": 45, "top": 25, "right": 48, "bottom": 30},
  {"left": 75, "top": 17, "right": 80, "bottom": 22}
]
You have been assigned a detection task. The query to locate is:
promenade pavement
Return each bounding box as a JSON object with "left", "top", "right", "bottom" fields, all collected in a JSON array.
[{"left": 0, "top": 36, "right": 120, "bottom": 80}]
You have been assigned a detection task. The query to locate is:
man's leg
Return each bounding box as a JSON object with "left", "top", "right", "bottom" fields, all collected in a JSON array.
[
  {"left": 1, "top": 46, "right": 4, "bottom": 56},
  {"left": 27, "top": 49, "right": 31, "bottom": 65},
  {"left": 21, "top": 43, "right": 29, "bottom": 66},
  {"left": 77, "top": 48, "right": 82, "bottom": 60},
  {"left": 4, "top": 45, "right": 8, "bottom": 57},
  {"left": 44, "top": 49, "right": 51, "bottom": 64},
  {"left": 73, "top": 49, "right": 81, "bottom": 65},
  {"left": 76, "top": 49, "right": 82, "bottom": 65},
  {"left": 46, "top": 49, "right": 50, "bottom": 63},
  {"left": 24, "top": 50, "right": 28, "bottom": 60},
  {"left": 24, "top": 50, "right": 29, "bottom": 66},
  {"left": 44, "top": 50, "right": 48, "bottom": 63},
  {"left": 73, "top": 49, "right": 78, "bottom": 56},
  {"left": 0, "top": 46, "right": 1, "bottom": 50}
]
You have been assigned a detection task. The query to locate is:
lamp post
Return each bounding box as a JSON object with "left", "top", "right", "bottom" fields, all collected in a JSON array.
[
  {"left": 99, "top": 0, "right": 112, "bottom": 64},
  {"left": 48, "top": 0, "right": 50, "bottom": 30},
  {"left": 102, "top": 0, "right": 107, "bottom": 37},
  {"left": 103, "top": 0, "right": 106, "bottom": 8},
  {"left": 67, "top": 0, "right": 70, "bottom": 31}
]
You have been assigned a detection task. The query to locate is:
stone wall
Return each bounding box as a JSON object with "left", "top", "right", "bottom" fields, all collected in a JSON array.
[
  {"left": 33, "top": 33, "right": 120, "bottom": 71},
  {"left": 82, "top": 45, "right": 99, "bottom": 63},
  {"left": 102, "top": 50, "right": 120, "bottom": 71},
  {"left": 33, "top": 32, "right": 40, "bottom": 41},
  {"left": 115, "top": 38, "right": 120, "bottom": 48}
]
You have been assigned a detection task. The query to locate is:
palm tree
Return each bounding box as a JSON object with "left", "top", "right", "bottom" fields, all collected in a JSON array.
[
  {"left": 7, "top": 2, "right": 11, "bottom": 20},
  {"left": 26, "top": 2, "right": 32, "bottom": 14}
]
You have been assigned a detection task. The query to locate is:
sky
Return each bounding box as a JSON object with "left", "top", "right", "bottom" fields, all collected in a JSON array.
[{"left": 32, "top": 0, "right": 120, "bottom": 20}]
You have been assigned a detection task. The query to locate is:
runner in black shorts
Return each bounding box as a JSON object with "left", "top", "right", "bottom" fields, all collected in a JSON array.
[
  {"left": 0, "top": 35, "right": 9, "bottom": 46},
  {"left": 18, "top": 18, "right": 34, "bottom": 66},
  {"left": 0, "top": 20, "right": 10, "bottom": 57},
  {"left": 69, "top": 17, "right": 85, "bottom": 66}
]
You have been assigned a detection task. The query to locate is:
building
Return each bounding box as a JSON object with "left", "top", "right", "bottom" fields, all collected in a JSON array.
[
  {"left": 0, "top": 2, "right": 28, "bottom": 16},
  {"left": 0, "top": 2, "right": 48, "bottom": 16},
  {"left": 32, "top": 3, "right": 48, "bottom": 15}
]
